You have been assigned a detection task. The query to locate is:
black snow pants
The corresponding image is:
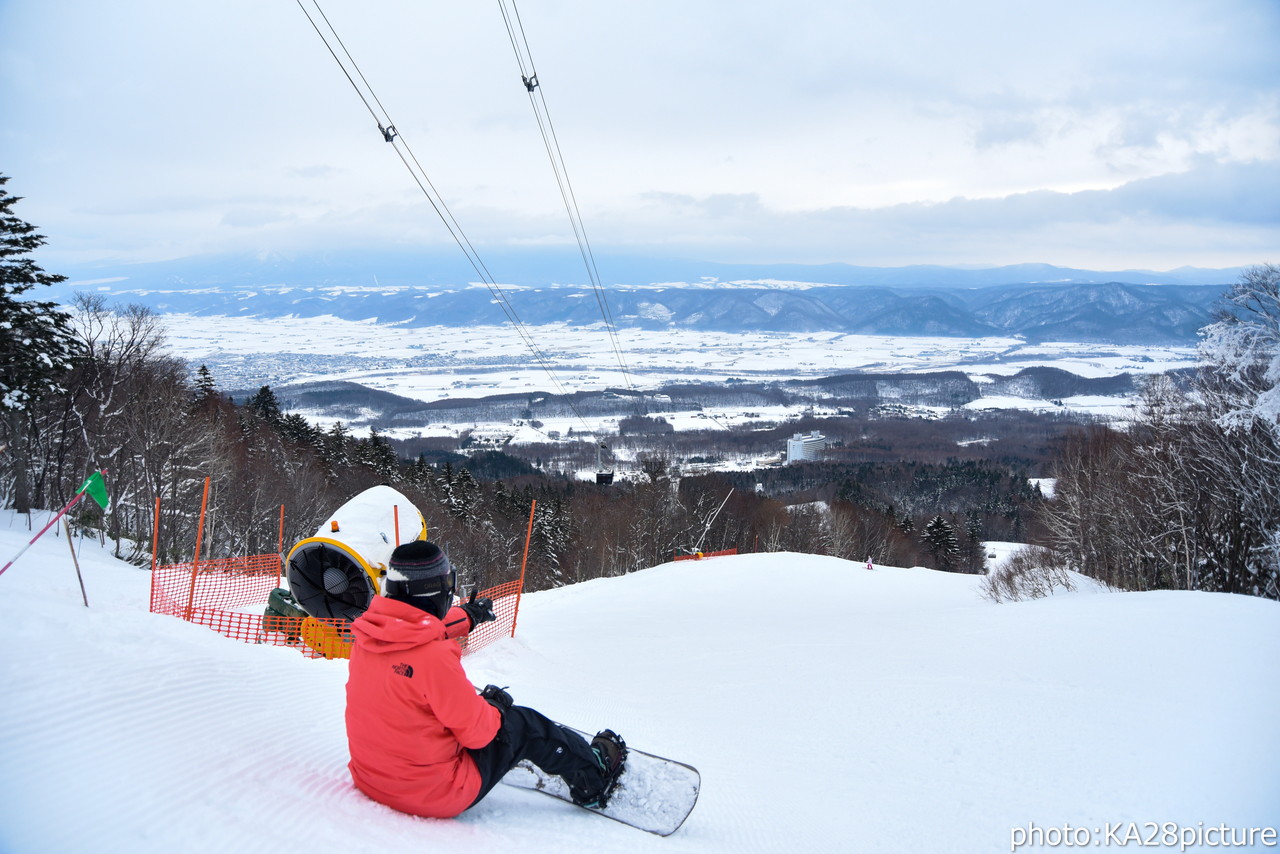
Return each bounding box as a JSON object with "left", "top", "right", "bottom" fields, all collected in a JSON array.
[{"left": 467, "top": 704, "right": 602, "bottom": 808}]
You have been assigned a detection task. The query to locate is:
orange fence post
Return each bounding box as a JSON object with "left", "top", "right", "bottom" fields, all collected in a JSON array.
[
  {"left": 277, "top": 503, "right": 286, "bottom": 585},
  {"left": 150, "top": 498, "right": 161, "bottom": 573},
  {"left": 510, "top": 499, "right": 536, "bottom": 638},
  {"left": 184, "top": 477, "right": 211, "bottom": 621},
  {"left": 393, "top": 505, "right": 400, "bottom": 546},
  {"left": 149, "top": 497, "right": 161, "bottom": 613}
]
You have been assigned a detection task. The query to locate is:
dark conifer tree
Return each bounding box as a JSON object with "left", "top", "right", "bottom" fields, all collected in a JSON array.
[
  {"left": 960, "top": 515, "right": 988, "bottom": 574},
  {"left": 0, "top": 175, "right": 79, "bottom": 511},
  {"left": 244, "top": 385, "right": 283, "bottom": 425},
  {"left": 922, "top": 515, "right": 960, "bottom": 572},
  {"left": 192, "top": 365, "right": 218, "bottom": 405},
  {"left": 321, "top": 421, "right": 351, "bottom": 472},
  {"left": 0, "top": 175, "right": 77, "bottom": 413},
  {"left": 279, "top": 412, "right": 322, "bottom": 450},
  {"left": 358, "top": 427, "right": 400, "bottom": 481}
]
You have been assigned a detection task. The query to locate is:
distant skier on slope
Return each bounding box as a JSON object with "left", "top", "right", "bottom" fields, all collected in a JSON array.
[{"left": 344, "top": 539, "right": 626, "bottom": 819}]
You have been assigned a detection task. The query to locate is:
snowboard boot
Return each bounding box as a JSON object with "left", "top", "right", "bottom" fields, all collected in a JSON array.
[{"left": 572, "top": 729, "right": 628, "bottom": 809}]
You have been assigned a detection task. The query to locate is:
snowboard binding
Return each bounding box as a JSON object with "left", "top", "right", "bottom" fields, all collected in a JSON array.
[{"left": 575, "top": 729, "right": 628, "bottom": 809}]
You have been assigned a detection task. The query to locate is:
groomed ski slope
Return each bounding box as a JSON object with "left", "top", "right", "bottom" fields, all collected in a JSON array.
[{"left": 1, "top": 510, "right": 1277, "bottom": 854}]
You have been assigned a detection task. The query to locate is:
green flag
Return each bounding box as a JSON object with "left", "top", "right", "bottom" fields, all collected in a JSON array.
[{"left": 77, "top": 471, "right": 110, "bottom": 511}]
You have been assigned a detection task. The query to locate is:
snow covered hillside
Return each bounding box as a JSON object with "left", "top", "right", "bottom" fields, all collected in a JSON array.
[{"left": 1, "top": 510, "right": 1277, "bottom": 854}]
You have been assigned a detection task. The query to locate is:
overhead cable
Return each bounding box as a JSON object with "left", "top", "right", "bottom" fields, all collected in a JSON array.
[
  {"left": 497, "top": 0, "right": 636, "bottom": 393},
  {"left": 296, "top": 0, "right": 596, "bottom": 431}
]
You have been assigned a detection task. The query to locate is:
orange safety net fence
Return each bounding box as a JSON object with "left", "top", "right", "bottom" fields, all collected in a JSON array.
[
  {"left": 150, "top": 554, "right": 283, "bottom": 616},
  {"left": 150, "top": 556, "right": 523, "bottom": 660},
  {"left": 673, "top": 547, "right": 738, "bottom": 561},
  {"left": 460, "top": 579, "right": 522, "bottom": 656}
]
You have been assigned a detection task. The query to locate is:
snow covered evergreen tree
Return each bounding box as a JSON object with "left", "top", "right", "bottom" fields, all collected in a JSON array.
[
  {"left": 1193, "top": 264, "right": 1280, "bottom": 598},
  {"left": 277, "top": 412, "right": 323, "bottom": 452},
  {"left": 960, "top": 515, "right": 987, "bottom": 575},
  {"left": 321, "top": 421, "right": 352, "bottom": 474},
  {"left": 922, "top": 515, "right": 960, "bottom": 572},
  {"left": 0, "top": 175, "right": 76, "bottom": 414},
  {"left": 355, "top": 427, "right": 400, "bottom": 481},
  {"left": 1199, "top": 263, "right": 1280, "bottom": 437},
  {"left": 532, "top": 494, "right": 572, "bottom": 587},
  {"left": 0, "top": 175, "right": 78, "bottom": 511},
  {"left": 436, "top": 462, "right": 482, "bottom": 522}
]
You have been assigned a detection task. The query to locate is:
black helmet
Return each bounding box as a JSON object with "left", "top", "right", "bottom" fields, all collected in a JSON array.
[{"left": 383, "top": 540, "right": 455, "bottom": 620}]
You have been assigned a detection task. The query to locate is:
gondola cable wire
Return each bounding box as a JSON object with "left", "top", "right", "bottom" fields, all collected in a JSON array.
[
  {"left": 498, "top": 0, "right": 636, "bottom": 394},
  {"left": 296, "top": 0, "right": 597, "bottom": 432}
]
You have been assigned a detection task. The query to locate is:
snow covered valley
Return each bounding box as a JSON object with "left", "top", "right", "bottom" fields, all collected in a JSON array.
[
  {"left": 159, "top": 314, "right": 1195, "bottom": 405},
  {"left": 156, "top": 314, "right": 1195, "bottom": 458}
]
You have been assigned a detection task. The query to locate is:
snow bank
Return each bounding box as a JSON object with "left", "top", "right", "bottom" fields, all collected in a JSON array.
[{"left": 1, "top": 512, "right": 1277, "bottom": 854}]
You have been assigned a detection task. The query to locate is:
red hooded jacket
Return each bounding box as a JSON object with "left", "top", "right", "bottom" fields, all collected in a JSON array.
[{"left": 345, "top": 596, "right": 501, "bottom": 818}]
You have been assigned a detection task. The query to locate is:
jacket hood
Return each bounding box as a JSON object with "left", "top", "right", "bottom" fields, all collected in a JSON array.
[{"left": 351, "top": 596, "right": 448, "bottom": 653}]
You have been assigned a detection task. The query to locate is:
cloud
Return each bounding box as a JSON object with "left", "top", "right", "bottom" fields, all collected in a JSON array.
[
  {"left": 219, "top": 208, "right": 297, "bottom": 229},
  {"left": 883, "top": 159, "right": 1280, "bottom": 229},
  {"left": 289, "top": 165, "right": 344, "bottom": 180},
  {"left": 2, "top": 0, "right": 1277, "bottom": 271},
  {"left": 973, "top": 117, "right": 1043, "bottom": 150},
  {"left": 640, "top": 192, "right": 765, "bottom": 218},
  {"left": 1102, "top": 159, "right": 1280, "bottom": 225},
  {"left": 608, "top": 159, "right": 1280, "bottom": 267}
]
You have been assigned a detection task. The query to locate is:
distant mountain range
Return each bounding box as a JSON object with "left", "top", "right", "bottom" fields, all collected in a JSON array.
[
  {"left": 60, "top": 248, "right": 1245, "bottom": 289},
  {"left": 53, "top": 251, "right": 1242, "bottom": 344}
]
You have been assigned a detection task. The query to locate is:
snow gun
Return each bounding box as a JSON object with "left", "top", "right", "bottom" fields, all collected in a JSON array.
[{"left": 283, "top": 485, "right": 428, "bottom": 622}]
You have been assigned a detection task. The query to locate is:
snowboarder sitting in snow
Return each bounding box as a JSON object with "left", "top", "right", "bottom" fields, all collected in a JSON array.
[{"left": 345, "top": 539, "right": 626, "bottom": 819}]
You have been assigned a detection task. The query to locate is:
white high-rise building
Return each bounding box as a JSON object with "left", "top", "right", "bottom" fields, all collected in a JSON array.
[{"left": 786, "top": 431, "right": 826, "bottom": 464}]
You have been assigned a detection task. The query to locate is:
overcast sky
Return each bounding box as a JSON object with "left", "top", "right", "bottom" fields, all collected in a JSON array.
[{"left": 2, "top": 0, "right": 1277, "bottom": 274}]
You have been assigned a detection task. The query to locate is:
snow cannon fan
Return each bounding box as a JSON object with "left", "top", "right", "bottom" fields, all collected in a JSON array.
[{"left": 285, "top": 485, "right": 428, "bottom": 621}]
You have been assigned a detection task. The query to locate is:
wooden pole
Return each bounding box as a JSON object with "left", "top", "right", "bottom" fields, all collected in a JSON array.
[
  {"left": 184, "top": 477, "right": 211, "bottom": 621},
  {"left": 64, "top": 518, "right": 89, "bottom": 607},
  {"left": 510, "top": 500, "right": 536, "bottom": 638},
  {"left": 393, "top": 504, "right": 400, "bottom": 546}
]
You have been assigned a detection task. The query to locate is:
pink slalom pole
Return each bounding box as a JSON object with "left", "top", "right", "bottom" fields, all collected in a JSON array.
[{"left": 0, "top": 492, "right": 88, "bottom": 579}]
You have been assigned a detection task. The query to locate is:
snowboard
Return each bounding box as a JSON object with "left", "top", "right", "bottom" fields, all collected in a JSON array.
[{"left": 500, "top": 727, "right": 700, "bottom": 836}]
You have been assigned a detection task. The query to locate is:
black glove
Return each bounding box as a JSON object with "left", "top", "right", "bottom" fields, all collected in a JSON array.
[
  {"left": 480, "top": 684, "right": 513, "bottom": 714},
  {"left": 461, "top": 589, "right": 496, "bottom": 629}
]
